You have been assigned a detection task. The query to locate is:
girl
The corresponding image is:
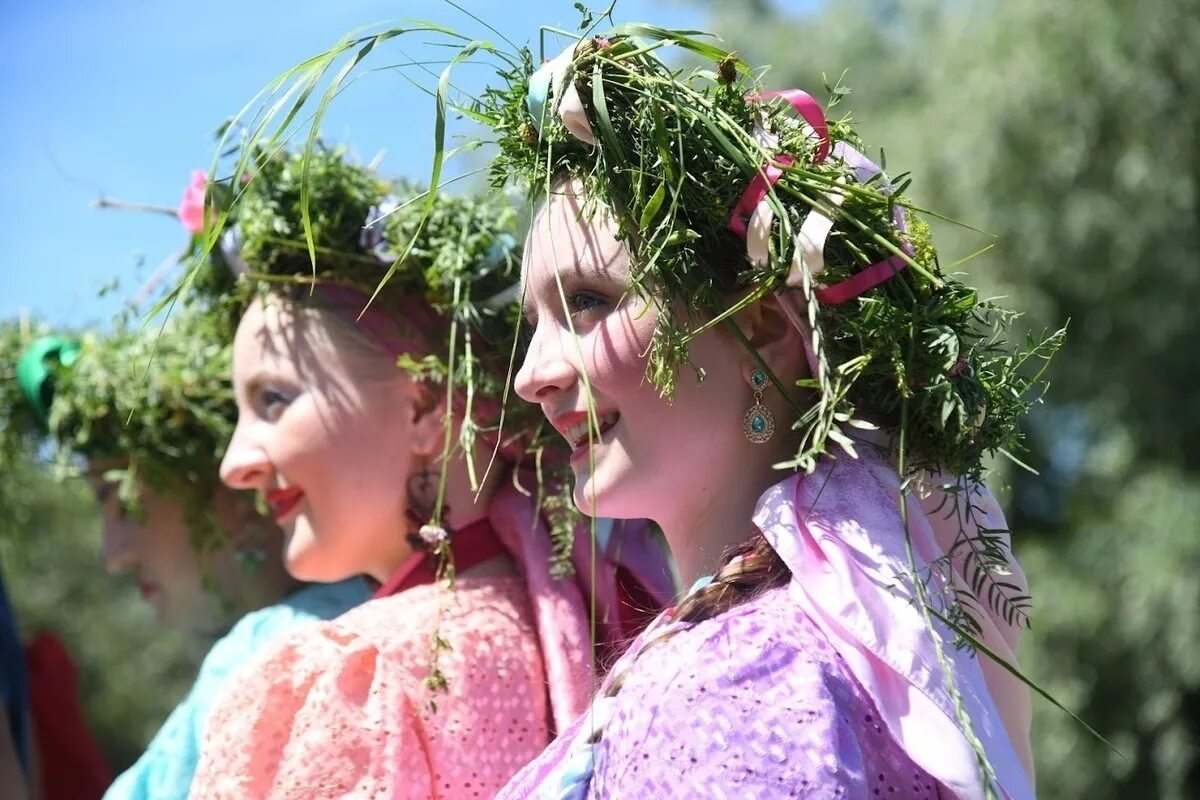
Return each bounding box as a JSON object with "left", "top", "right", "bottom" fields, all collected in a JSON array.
[
  {"left": 476, "top": 27, "right": 1052, "bottom": 800},
  {"left": 186, "top": 146, "right": 671, "bottom": 799},
  {"left": 5, "top": 306, "right": 368, "bottom": 800}
]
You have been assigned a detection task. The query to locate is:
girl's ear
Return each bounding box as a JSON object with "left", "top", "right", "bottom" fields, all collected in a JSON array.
[
  {"left": 733, "top": 293, "right": 807, "bottom": 383},
  {"left": 407, "top": 380, "right": 447, "bottom": 459}
]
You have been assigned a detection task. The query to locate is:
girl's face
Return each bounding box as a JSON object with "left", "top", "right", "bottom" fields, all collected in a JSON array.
[
  {"left": 516, "top": 189, "right": 751, "bottom": 521},
  {"left": 92, "top": 466, "right": 266, "bottom": 633},
  {"left": 221, "top": 297, "right": 436, "bottom": 583},
  {"left": 93, "top": 467, "right": 213, "bottom": 630}
]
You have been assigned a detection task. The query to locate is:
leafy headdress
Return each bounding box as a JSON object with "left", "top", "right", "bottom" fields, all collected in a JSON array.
[
  {"left": 1, "top": 300, "right": 239, "bottom": 556},
  {"left": 187, "top": 142, "right": 539, "bottom": 541},
  {"left": 500, "top": 33, "right": 1064, "bottom": 479}
]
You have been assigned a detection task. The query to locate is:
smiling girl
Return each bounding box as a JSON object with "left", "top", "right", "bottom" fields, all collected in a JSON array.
[
  {"left": 5, "top": 307, "right": 368, "bottom": 800},
  {"left": 185, "top": 146, "right": 671, "bottom": 799},
  {"left": 454, "top": 26, "right": 1057, "bottom": 800}
]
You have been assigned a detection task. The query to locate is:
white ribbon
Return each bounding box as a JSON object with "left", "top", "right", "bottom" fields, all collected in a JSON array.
[{"left": 534, "top": 45, "right": 597, "bottom": 146}]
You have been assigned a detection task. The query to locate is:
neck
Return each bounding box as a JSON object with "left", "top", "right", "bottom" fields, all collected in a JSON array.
[
  {"left": 209, "top": 527, "right": 299, "bottom": 630},
  {"left": 656, "top": 456, "right": 781, "bottom": 591},
  {"left": 366, "top": 451, "right": 508, "bottom": 583}
]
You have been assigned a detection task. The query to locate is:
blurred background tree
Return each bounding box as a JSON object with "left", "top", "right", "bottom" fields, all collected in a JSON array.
[
  {"left": 705, "top": 0, "right": 1200, "bottom": 796},
  {"left": 0, "top": 454, "right": 206, "bottom": 771}
]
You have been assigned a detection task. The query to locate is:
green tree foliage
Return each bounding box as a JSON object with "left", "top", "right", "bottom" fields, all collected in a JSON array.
[
  {"left": 0, "top": 455, "right": 205, "bottom": 772},
  {"left": 0, "top": 314, "right": 211, "bottom": 771},
  {"left": 705, "top": 0, "right": 1199, "bottom": 795}
]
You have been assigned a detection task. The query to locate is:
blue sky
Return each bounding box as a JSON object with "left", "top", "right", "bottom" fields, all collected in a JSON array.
[{"left": 1, "top": 0, "right": 769, "bottom": 327}]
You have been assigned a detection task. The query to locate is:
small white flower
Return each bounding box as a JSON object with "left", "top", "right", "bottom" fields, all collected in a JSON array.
[{"left": 419, "top": 524, "right": 448, "bottom": 545}]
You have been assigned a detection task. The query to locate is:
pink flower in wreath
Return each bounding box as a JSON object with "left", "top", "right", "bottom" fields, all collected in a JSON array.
[{"left": 177, "top": 170, "right": 208, "bottom": 234}]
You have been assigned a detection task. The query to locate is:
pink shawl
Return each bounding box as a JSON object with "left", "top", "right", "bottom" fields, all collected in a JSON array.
[
  {"left": 754, "top": 446, "right": 1035, "bottom": 799},
  {"left": 489, "top": 481, "right": 675, "bottom": 731}
]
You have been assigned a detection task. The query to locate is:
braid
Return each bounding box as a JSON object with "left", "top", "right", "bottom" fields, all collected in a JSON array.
[
  {"left": 589, "top": 531, "right": 790, "bottom": 741},
  {"left": 672, "top": 532, "right": 789, "bottom": 625}
]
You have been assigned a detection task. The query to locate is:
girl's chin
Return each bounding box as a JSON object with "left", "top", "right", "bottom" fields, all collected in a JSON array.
[
  {"left": 283, "top": 526, "right": 329, "bottom": 581},
  {"left": 571, "top": 471, "right": 641, "bottom": 520}
]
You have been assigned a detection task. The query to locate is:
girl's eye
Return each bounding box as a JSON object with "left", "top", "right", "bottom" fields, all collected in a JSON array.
[
  {"left": 259, "top": 388, "right": 293, "bottom": 420},
  {"left": 568, "top": 291, "right": 607, "bottom": 317}
]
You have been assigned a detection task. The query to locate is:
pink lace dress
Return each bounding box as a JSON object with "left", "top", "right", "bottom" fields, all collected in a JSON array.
[
  {"left": 188, "top": 577, "right": 547, "bottom": 799},
  {"left": 187, "top": 483, "right": 674, "bottom": 799}
]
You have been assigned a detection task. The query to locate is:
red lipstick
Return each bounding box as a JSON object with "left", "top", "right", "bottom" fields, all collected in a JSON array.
[{"left": 265, "top": 487, "right": 305, "bottom": 523}]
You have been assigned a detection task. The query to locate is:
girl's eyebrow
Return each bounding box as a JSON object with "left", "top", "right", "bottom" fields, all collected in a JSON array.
[{"left": 234, "top": 371, "right": 277, "bottom": 411}]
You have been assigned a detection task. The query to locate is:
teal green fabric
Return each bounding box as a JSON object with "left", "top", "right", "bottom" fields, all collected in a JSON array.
[
  {"left": 102, "top": 578, "right": 370, "bottom": 800},
  {"left": 15, "top": 336, "right": 81, "bottom": 424}
]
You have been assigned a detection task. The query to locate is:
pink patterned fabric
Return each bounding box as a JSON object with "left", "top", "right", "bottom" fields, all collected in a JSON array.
[
  {"left": 497, "top": 445, "right": 1034, "bottom": 800},
  {"left": 565, "top": 516, "right": 676, "bottom": 669},
  {"left": 754, "top": 446, "right": 1034, "bottom": 799},
  {"left": 491, "top": 481, "right": 675, "bottom": 732},
  {"left": 188, "top": 578, "right": 548, "bottom": 799},
  {"left": 497, "top": 586, "right": 944, "bottom": 799},
  {"left": 188, "top": 482, "right": 671, "bottom": 798}
]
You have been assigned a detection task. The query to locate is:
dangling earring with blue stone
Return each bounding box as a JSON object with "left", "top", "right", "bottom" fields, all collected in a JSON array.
[{"left": 743, "top": 368, "right": 775, "bottom": 444}]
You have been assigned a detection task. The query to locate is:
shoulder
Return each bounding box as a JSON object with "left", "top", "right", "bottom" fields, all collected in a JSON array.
[
  {"left": 191, "top": 578, "right": 548, "bottom": 798},
  {"left": 330, "top": 576, "right": 537, "bottom": 652},
  {"left": 593, "top": 587, "right": 937, "bottom": 798},
  {"left": 620, "top": 585, "right": 837, "bottom": 682},
  {"left": 208, "top": 576, "right": 540, "bottom": 720},
  {"left": 205, "top": 579, "right": 364, "bottom": 657}
]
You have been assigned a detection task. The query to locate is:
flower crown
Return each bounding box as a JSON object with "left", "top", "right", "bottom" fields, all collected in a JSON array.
[
  {"left": 188, "top": 143, "right": 525, "bottom": 408},
  {"left": 2, "top": 303, "right": 238, "bottom": 553},
  {"left": 181, "top": 141, "right": 583, "bottom": 560},
  {"left": 482, "top": 28, "right": 1061, "bottom": 482}
]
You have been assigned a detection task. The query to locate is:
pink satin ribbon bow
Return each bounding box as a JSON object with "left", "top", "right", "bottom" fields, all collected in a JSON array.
[{"left": 728, "top": 89, "right": 910, "bottom": 306}]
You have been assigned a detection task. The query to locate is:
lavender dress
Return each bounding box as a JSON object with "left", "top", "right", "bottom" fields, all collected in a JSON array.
[
  {"left": 498, "top": 585, "right": 943, "bottom": 799},
  {"left": 498, "top": 446, "right": 1037, "bottom": 799}
]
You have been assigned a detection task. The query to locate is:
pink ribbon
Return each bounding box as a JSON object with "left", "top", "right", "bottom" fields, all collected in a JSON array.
[
  {"left": 728, "top": 89, "right": 909, "bottom": 306},
  {"left": 754, "top": 450, "right": 1035, "bottom": 799},
  {"left": 815, "top": 254, "right": 907, "bottom": 305},
  {"left": 728, "top": 154, "right": 794, "bottom": 239},
  {"left": 729, "top": 89, "right": 829, "bottom": 242},
  {"left": 745, "top": 89, "right": 831, "bottom": 162},
  {"left": 311, "top": 282, "right": 442, "bottom": 359}
]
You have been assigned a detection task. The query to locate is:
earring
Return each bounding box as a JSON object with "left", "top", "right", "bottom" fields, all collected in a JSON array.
[
  {"left": 405, "top": 465, "right": 450, "bottom": 550},
  {"left": 407, "top": 466, "right": 437, "bottom": 522},
  {"left": 235, "top": 547, "right": 268, "bottom": 575},
  {"left": 743, "top": 368, "right": 775, "bottom": 444}
]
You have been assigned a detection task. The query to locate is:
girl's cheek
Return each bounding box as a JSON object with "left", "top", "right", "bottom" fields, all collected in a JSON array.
[{"left": 586, "top": 316, "right": 654, "bottom": 384}]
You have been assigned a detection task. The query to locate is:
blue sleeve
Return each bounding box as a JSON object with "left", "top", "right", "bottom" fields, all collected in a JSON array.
[{"left": 102, "top": 579, "right": 368, "bottom": 799}]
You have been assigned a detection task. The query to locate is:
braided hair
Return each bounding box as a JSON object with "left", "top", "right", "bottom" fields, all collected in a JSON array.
[{"left": 593, "top": 532, "right": 789, "bottom": 729}]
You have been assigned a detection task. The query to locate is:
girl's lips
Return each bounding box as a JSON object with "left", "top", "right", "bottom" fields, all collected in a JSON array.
[
  {"left": 137, "top": 579, "right": 160, "bottom": 600},
  {"left": 265, "top": 487, "right": 305, "bottom": 523},
  {"left": 553, "top": 410, "right": 621, "bottom": 449},
  {"left": 567, "top": 414, "right": 621, "bottom": 465}
]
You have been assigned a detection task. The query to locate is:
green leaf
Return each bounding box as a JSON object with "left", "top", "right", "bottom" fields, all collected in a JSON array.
[{"left": 639, "top": 182, "right": 666, "bottom": 229}]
